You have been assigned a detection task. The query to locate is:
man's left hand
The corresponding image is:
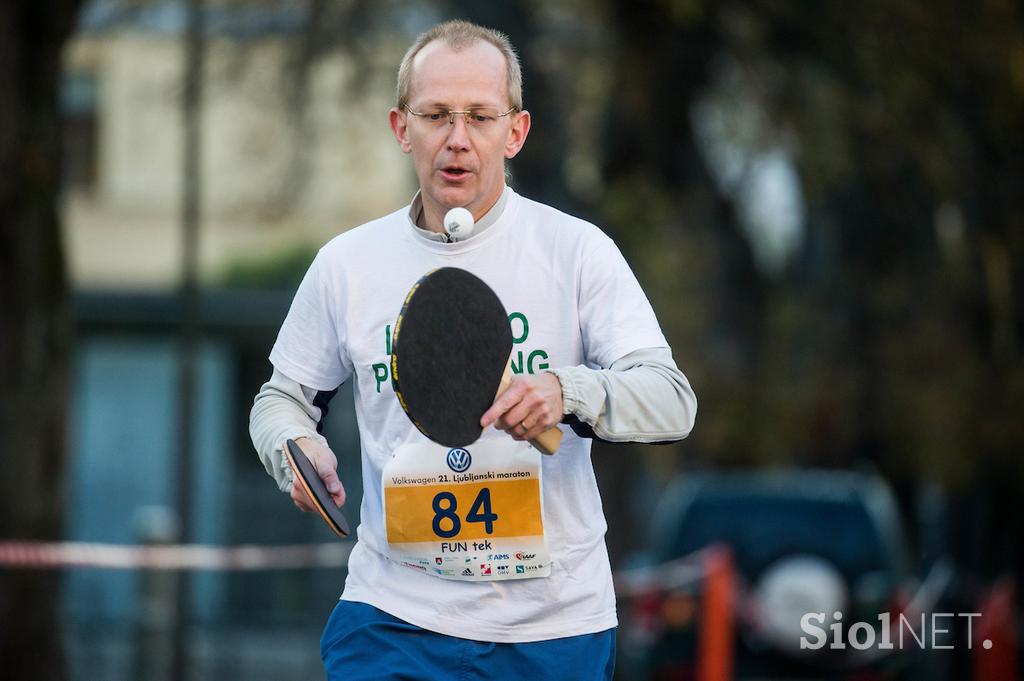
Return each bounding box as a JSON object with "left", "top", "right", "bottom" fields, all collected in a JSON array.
[{"left": 481, "top": 372, "right": 563, "bottom": 442}]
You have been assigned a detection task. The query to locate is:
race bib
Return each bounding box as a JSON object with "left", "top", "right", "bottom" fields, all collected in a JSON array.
[{"left": 382, "top": 438, "right": 551, "bottom": 581}]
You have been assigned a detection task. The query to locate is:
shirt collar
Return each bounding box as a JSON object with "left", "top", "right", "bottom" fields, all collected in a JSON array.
[{"left": 408, "top": 186, "right": 510, "bottom": 243}]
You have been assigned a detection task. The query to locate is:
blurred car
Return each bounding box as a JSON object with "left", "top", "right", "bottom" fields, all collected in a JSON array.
[{"left": 617, "top": 468, "right": 930, "bottom": 681}]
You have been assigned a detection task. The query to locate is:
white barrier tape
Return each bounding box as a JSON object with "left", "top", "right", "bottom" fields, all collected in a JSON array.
[
  {"left": 613, "top": 547, "right": 716, "bottom": 598},
  {"left": 0, "top": 541, "right": 352, "bottom": 571}
]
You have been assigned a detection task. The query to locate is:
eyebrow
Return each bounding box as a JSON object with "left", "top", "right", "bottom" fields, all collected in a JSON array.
[{"left": 418, "top": 101, "right": 503, "bottom": 109}]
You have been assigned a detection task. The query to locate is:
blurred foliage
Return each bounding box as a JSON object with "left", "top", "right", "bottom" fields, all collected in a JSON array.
[
  {"left": 205, "top": 0, "right": 1022, "bottom": 564},
  {"left": 572, "top": 0, "right": 1024, "bottom": 494},
  {"left": 215, "top": 0, "right": 1023, "bottom": 491},
  {"left": 219, "top": 242, "right": 318, "bottom": 289}
]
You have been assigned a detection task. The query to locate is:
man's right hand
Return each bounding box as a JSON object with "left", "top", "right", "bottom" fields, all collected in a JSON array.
[{"left": 289, "top": 437, "right": 346, "bottom": 513}]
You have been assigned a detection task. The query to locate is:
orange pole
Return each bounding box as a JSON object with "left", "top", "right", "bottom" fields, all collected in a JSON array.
[{"left": 697, "top": 546, "right": 736, "bottom": 681}]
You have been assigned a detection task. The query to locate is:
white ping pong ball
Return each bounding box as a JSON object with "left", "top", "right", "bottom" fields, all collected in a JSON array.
[{"left": 443, "top": 207, "right": 475, "bottom": 239}]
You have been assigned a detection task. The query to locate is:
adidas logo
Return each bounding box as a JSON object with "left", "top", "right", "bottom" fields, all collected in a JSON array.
[{"left": 462, "top": 568, "right": 474, "bottom": 576}]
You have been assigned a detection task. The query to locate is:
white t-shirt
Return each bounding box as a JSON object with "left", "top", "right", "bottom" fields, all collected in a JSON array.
[{"left": 270, "top": 188, "right": 668, "bottom": 642}]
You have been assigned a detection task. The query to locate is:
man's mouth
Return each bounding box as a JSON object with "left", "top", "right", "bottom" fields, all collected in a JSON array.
[{"left": 440, "top": 166, "right": 471, "bottom": 180}]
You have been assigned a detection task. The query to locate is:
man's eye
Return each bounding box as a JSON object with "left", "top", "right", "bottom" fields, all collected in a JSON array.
[
  {"left": 472, "top": 114, "right": 493, "bottom": 123},
  {"left": 428, "top": 112, "right": 447, "bottom": 121}
]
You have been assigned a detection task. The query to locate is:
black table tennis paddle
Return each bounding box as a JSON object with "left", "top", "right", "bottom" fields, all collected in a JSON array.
[
  {"left": 285, "top": 438, "right": 350, "bottom": 537},
  {"left": 390, "top": 267, "right": 562, "bottom": 454}
]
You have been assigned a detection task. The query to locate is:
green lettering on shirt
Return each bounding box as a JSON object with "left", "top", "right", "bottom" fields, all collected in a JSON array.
[
  {"left": 527, "top": 350, "right": 549, "bottom": 373},
  {"left": 372, "top": 363, "right": 389, "bottom": 393},
  {"left": 509, "top": 312, "right": 528, "bottom": 344}
]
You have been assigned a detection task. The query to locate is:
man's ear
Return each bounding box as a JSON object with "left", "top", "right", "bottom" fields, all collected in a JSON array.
[
  {"left": 389, "top": 108, "right": 412, "bottom": 154},
  {"left": 504, "top": 110, "right": 531, "bottom": 159}
]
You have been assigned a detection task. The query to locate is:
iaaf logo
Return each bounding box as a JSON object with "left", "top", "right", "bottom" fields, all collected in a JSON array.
[
  {"left": 447, "top": 448, "right": 471, "bottom": 473},
  {"left": 515, "top": 552, "right": 536, "bottom": 561}
]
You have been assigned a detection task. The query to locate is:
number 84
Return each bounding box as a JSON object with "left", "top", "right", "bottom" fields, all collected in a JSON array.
[{"left": 432, "top": 488, "right": 498, "bottom": 538}]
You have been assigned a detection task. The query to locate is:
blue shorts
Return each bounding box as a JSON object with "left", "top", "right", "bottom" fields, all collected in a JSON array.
[{"left": 320, "top": 600, "right": 616, "bottom": 681}]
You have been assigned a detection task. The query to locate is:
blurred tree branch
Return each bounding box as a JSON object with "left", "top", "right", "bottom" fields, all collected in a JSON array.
[{"left": 0, "top": 1, "right": 84, "bottom": 679}]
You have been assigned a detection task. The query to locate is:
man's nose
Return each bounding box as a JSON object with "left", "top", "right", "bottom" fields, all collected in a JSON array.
[{"left": 445, "top": 115, "right": 472, "bottom": 150}]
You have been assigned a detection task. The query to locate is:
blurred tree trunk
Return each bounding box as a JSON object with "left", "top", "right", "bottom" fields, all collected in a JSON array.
[
  {"left": 596, "top": 0, "right": 768, "bottom": 539},
  {"left": 0, "top": 2, "right": 82, "bottom": 680},
  {"left": 450, "top": 0, "right": 575, "bottom": 210}
]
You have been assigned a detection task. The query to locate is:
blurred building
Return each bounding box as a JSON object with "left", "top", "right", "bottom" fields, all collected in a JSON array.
[
  {"left": 66, "top": 289, "right": 363, "bottom": 680},
  {"left": 61, "top": 0, "right": 415, "bottom": 288},
  {"left": 56, "top": 3, "right": 415, "bottom": 677}
]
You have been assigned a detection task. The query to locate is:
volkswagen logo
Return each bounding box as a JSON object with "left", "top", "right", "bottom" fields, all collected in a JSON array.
[{"left": 446, "top": 448, "right": 471, "bottom": 473}]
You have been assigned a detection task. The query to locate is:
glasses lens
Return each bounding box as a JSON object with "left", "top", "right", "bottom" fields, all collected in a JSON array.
[
  {"left": 424, "top": 110, "right": 450, "bottom": 125},
  {"left": 413, "top": 108, "right": 508, "bottom": 129},
  {"left": 466, "top": 109, "right": 501, "bottom": 126}
]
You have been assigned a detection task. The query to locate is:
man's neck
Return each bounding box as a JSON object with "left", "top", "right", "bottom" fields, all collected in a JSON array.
[
  {"left": 410, "top": 186, "right": 510, "bottom": 243},
  {"left": 420, "top": 187, "right": 505, "bottom": 234}
]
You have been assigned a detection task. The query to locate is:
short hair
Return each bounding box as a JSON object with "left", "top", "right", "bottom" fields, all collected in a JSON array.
[{"left": 396, "top": 20, "right": 523, "bottom": 111}]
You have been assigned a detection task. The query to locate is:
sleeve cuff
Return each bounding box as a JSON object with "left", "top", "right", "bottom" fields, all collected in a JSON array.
[{"left": 547, "top": 367, "right": 580, "bottom": 416}]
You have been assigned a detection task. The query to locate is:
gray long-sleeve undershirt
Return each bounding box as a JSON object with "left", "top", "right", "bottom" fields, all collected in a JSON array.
[
  {"left": 550, "top": 347, "right": 697, "bottom": 443},
  {"left": 249, "top": 347, "right": 696, "bottom": 493}
]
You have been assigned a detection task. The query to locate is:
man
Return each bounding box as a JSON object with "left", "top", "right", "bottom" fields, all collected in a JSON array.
[{"left": 250, "top": 19, "right": 696, "bottom": 680}]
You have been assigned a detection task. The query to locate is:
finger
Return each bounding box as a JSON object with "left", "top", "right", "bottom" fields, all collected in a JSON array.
[
  {"left": 493, "top": 385, "right": 542, "bottom": 430},
  {"left": 496, "top": 386, "right": 549, "bottom": 431},
  {"left": 481, "top": 396, "right": 518, "bottom": 429},
  {"left": 501, "top": 419, "right": 525, "bottom": 441},
  {"left": 518, "top": 396, "right": 559, "bottom": 439},
  {"left": 319, "top": 469, "right": 346, "bottom": 507},
  {"left": 291, "top": 480, "right": 315, "bottom": 513},
  {"left": 497, "top": 401, "right": 535, "bottom": 433},
  {"left": 481, "top": 380, "right": 527, "bottom": 428},
  {"left": 303, "top": 446, "right": 345, "bottom": 506},
  {"left": 315, "top": 460, "right": 342, "bottom": 495},
  {"left": 523, "top": 419, "right": 556, "bottom": 442}
]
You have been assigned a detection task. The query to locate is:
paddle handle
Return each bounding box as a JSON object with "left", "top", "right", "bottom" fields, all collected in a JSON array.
[
  {"left": 530, "top": 426, "right": 563, "bottom": 456},
  {"left": 496, "top": 364, "right": 563, "bottom": 455}
]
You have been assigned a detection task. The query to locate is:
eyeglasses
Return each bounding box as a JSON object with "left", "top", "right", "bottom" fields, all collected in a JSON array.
[{"left": 404, "top": 105, "right": 518, "bottom": 130}]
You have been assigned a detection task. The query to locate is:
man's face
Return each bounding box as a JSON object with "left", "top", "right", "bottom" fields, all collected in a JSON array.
[{"left": 390, "top": 40, "right": 530, "bottom": 227}]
